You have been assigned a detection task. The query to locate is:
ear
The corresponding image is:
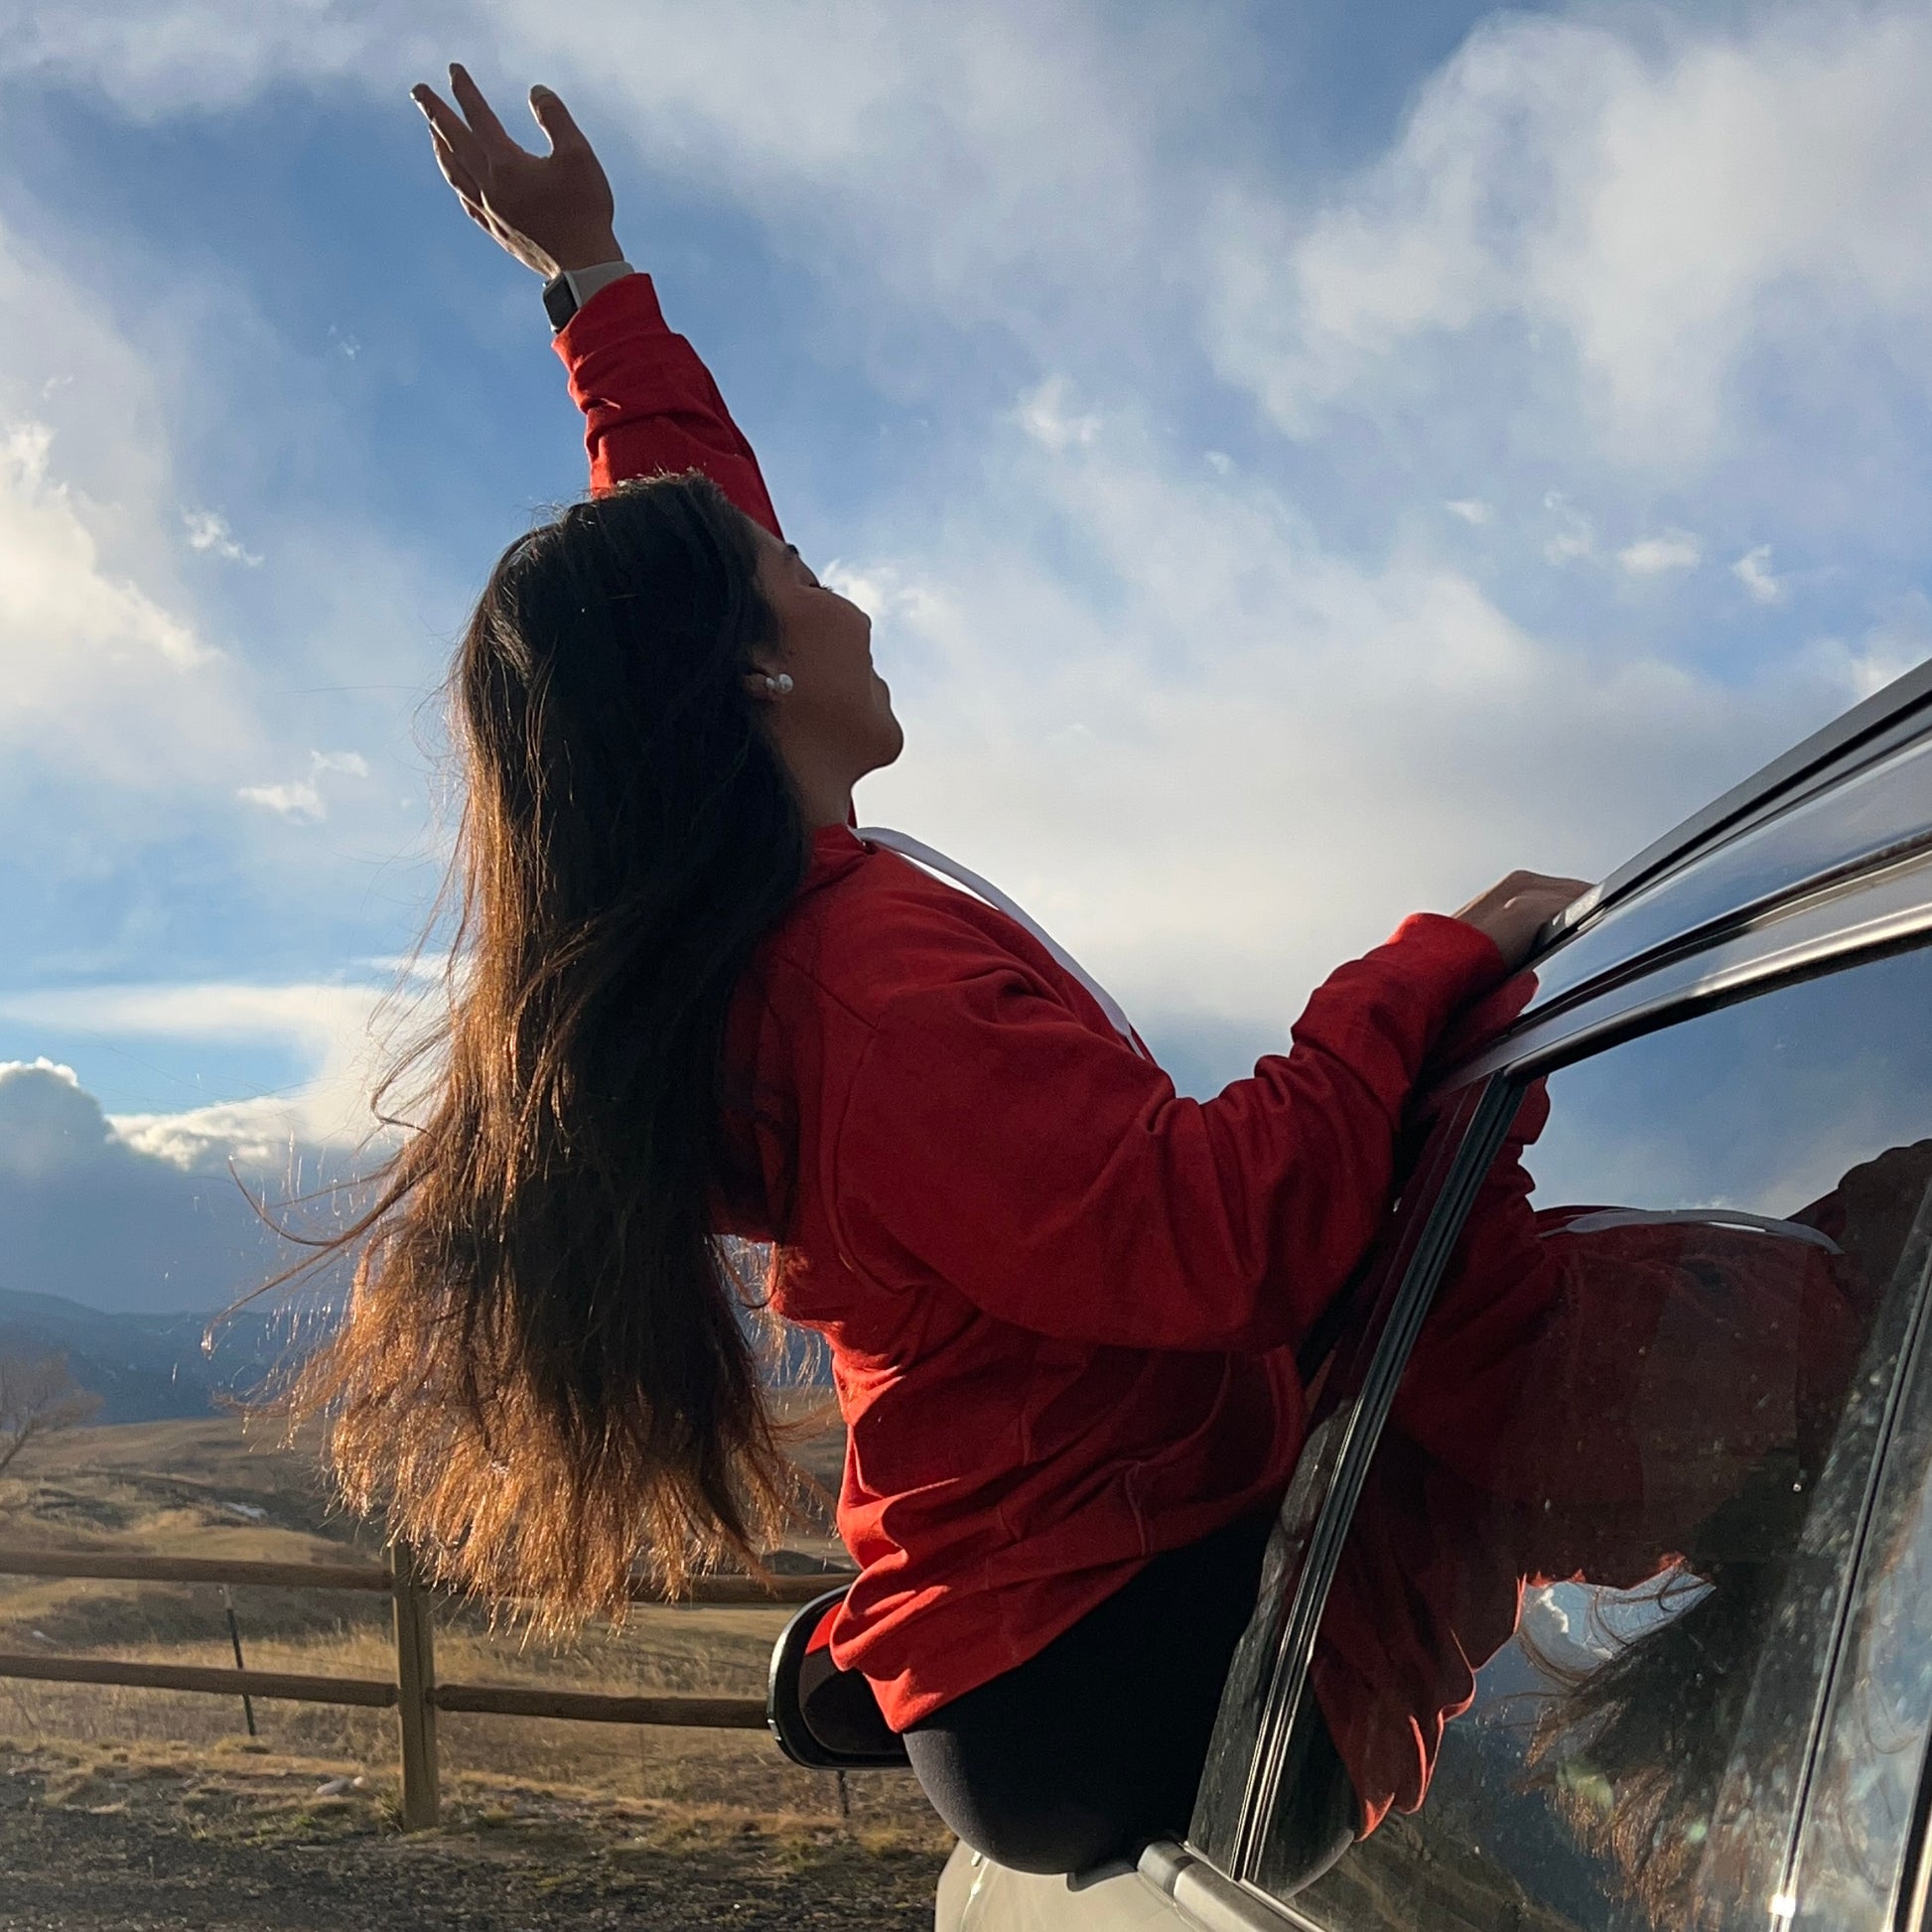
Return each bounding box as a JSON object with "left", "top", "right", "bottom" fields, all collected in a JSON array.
[{"left": 743, "top": 664, "right": 794, "bottom": 702}]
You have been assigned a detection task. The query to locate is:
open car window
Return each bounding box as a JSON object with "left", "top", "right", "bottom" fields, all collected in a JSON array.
[{"left": 1251, "top": 943, "right": 1932, "bottom": 1930}]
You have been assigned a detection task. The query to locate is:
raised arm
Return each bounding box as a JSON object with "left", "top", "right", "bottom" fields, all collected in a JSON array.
[
  {"left": 552, "top": 276, "right": 782, "bottom": 531},
  {"left": 410, "top": 67, "right": 782, "bottom": 534}
]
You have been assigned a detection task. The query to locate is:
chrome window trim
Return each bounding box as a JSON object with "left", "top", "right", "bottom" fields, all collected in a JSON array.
[
  {"left": 1524, "top": 727, "right": 1932, "bottom": 1021},
  {"left": 1227, "top": 1076, "right": 1523, "bottom": 1883},
  {"left": 1450, "top": 847, "right": 1932, "bottom": 1092},
  {"left": 1547, "top": 658, "right": 1932, "bottom": 947}
]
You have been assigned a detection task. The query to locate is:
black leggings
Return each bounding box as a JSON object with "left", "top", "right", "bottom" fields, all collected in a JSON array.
[{"left": 903, "top": 1509, "right": 1355, "bottom": 1876}]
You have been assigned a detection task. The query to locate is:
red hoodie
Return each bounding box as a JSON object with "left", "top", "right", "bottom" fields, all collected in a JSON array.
[{"left": 554, "top": 274, "right": 1508, "bottom": 1728}]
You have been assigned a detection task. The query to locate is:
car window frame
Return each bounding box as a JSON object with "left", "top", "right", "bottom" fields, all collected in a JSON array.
[
  {"left": 1218, "top": 1073, "right": 1521, "bottom": 1881},
  {"left": 1177, "top": 1072, "right": 1517, "bottom": 1877},
  {"left": 1226, "top": 909, "right": 1932, "bottom": 1917},
  {"left": 1779, "top": 1183, "right": 1932, "bottom": 1932}
]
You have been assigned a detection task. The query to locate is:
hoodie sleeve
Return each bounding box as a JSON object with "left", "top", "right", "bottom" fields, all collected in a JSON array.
[
  {"left": 551, "top": 272, "right": 783, "bottom": 537},
  {"left": 827, "top": 912, "right": 1509, "bottom": 1352}
]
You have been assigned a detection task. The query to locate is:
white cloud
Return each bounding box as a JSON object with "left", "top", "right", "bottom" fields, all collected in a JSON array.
[
  {"left": 0, "top": 413, "right": 240, "bottom": 778},
  {"left": 1542, "top": 491, "right": 1594, "bottom": 566},
  {"left": 183, "top": 506, "right": 260, "bottom": 566},
  {"left": 0, "top": 415, "right": 203, "bottom": 670},
  {"left": 0, "top": 0, "right": 1921, "bottom": 1111},
  {"left": 1203, "top": 7, "right": 1932, "bottom": 466},
  {"left": 1617, "top": 531, "right": 1703, "bottom": 577},
  {"left": 0, "top": 0, "right": 1221, "bottom": 330},
  {"left": 236, "top": 749, "right": 373, "bottom": 821},
  {"left": 0, "top": 0, "right": 426, "bottom": 114},
  {"left": 0, "top": 1057, "right": 298, "bottom": 1311},
  {"left": 0, "top": 978, "right": 406, "bottom": 1159},
  {"left": 818, "top": 560, "right": 947, "bottom": 629},
  {"left": 1733, "top": 543, "right": 1785, "bottom": 605},
  {"left": 1803, "top": 595, "right": 1932, "bottom": 704},
  {"left": 853, "top": 395, "right": 1851, "bottom": 1046},
  {"left": 0, "top": 1056, "right": 105, "bottom": 1181},
  {"left": 110, "top": 1096, "right": 345, "bottom": 1179},
  {"left": 236, "top": 778, "right": 324, "bottom": 821},
  {"left": 0, "top": 207, "right": 280, "bottom": 800},
  {"left": 1017, "top": 377, "right": 1102, "bottom": 452}
]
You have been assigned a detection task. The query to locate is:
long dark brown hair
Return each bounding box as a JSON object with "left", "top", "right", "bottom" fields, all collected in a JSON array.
[{"left": 282, "top": 473, "right": 810, "bottom": 1617}]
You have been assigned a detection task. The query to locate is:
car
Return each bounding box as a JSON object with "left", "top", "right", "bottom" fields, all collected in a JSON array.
[{"left": 775, "top": 656, "right": 1932, "bottom": 1932}]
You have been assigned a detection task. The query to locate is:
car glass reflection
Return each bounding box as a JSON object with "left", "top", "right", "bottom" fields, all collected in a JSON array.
[{"left": 1252, "top": 945, "right": 1932, "bottom": 1931}]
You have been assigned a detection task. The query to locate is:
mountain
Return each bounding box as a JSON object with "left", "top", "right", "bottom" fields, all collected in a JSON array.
[
  {"left": 0, "top": 1286, "right": 320, "bottom": 1425},
  {"left": 0, "top": 1278, "right": 827, "bottom": 1429}
]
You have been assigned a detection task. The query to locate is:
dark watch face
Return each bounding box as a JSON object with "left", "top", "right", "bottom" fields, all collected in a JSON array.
[{"left": 542, "top": 274, "right": 578, "bottom": 331}]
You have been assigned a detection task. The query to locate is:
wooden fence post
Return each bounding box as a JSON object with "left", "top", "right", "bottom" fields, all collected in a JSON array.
[{"left": 390, "top": 1539, "right": 439, "bottom": 1830}]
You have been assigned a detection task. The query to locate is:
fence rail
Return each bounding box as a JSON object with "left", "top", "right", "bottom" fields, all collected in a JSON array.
[
  {"left": 0, "top": 1548, "right": 841, "bottom": 1604},
  {"left": 0, "top": 1542, "right": 853, "bottom": 1827},
  {"left": 0, "top": 1652, "right": 399, "bottom": 1707},
  {"left": 0, "top": 1552, "right": 395, "bottom": 1592}
]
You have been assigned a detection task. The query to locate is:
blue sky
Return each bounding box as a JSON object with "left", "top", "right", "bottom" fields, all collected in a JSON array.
[{"left": 0, "top": 0, "right": 1927, "bottom": 1308}]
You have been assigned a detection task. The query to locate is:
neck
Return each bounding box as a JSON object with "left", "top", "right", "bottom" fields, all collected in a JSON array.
[
  {"left": 762, "top": 711, "right": 861, "bottom": 828},
  {"left": 777, "top": 748, "right": 856, "bottom": 830}
]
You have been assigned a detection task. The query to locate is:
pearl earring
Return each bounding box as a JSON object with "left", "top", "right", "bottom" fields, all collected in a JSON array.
[{"left": 763, "top": 673, "right": 794, "bottom": 696}]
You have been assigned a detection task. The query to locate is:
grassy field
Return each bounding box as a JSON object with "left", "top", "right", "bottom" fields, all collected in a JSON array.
[{"left": 0, "top": 1410, "right": 952, "bottom": 1927}]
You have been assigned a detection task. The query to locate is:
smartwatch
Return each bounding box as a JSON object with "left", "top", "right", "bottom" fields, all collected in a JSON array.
[{"left": 542, "top": 261, "right": 635, "bottom": 332}]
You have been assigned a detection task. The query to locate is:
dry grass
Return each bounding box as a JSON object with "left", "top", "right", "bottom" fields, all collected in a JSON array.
[{"left": 0, "top": 1410, "right": 943, "bottom": 1844}]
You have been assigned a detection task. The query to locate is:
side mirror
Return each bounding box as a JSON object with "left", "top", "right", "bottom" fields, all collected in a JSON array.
[{"left": 766, "top": 1585, "right": 910, "bottom": 1769}]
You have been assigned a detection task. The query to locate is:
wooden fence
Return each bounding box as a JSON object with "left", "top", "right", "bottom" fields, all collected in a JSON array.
[{"left": 0, "top": 1544, "right": 847, "bottom": 1829}]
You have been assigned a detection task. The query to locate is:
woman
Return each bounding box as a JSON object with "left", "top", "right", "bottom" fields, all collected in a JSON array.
[{"left": 295, "top": 67, "right": 1585, "bottom": 1875}]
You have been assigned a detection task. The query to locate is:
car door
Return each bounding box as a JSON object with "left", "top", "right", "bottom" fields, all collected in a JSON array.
[{"left": 1230, "top": 936, "right": 1932, "bottom": 1932}]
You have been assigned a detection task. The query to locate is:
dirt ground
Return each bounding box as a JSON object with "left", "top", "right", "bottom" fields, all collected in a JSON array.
[
  {"left": 0, "top": 1413, "right": 952, "bottom": 1928},
  {"left": 0, "top": 1741, "right": 951, "bottom": 1930}
]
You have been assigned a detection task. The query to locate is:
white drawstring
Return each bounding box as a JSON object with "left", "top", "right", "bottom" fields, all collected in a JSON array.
[{"left": 856, "top": 826, "right": 1148, "bottom": 1058}]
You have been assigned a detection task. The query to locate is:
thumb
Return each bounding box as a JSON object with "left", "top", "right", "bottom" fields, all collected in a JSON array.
[{"left": 528, "top": 84, "right": 588, "bottom": 155}]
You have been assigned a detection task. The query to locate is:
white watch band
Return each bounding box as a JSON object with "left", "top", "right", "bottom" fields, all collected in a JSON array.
[{"left": 550, "top": 260, "right": 635, "bottom": 330}]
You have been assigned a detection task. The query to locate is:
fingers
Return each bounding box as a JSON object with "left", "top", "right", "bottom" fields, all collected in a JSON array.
[
  {"left": 427, "top": 121, "right": 484, "bottom": 206},
  {"left": 412, "top": 82, "right": 488, "bottom": 181},
  {"left": 449, "top": 63, "right": 524, "bottom": 154},
  {"left": 526, "top": 83, "right": 588, "bottom": 157}
]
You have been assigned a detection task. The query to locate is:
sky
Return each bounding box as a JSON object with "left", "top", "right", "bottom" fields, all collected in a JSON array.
[{"left": 0, "top": 0, "right": 1928, "bottom": 1311}]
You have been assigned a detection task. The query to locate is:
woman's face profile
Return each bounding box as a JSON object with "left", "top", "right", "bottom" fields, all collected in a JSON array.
[{"left": 752, "top": 523, "right": 904, "bottom": 787}]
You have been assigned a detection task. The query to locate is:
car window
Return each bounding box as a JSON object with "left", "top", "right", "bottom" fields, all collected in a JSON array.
[
  {"left": 1250, "top": 944, "right": 1932, "bottom": 1930},
  {"left": 1189, "top": 1076, "right": 1513, "bottom": 1871},
  {"left": 1779, "top": 1177, "right": 1932, "bottom": 1932}
]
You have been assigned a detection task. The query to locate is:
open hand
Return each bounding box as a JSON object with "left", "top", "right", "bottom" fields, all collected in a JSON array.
[
  {"left": 1453, "top": 871, "right": 1592, "bottom": 972},
  {"left": 411, "top": 66, "right": 621, "bottom": 278}
]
